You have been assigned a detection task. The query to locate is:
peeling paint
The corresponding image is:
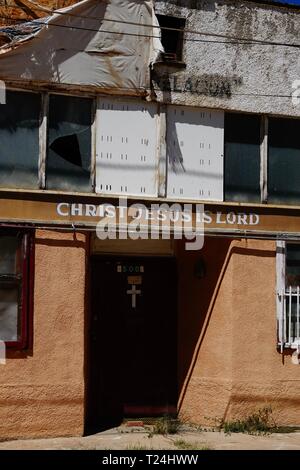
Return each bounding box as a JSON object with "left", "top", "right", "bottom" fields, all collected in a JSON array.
[
  {"left": 155, "top": 0, "right": 300, "bottom": 116},
  {"left": 152, "top": 71, "right": 243, "bottom": 97}
]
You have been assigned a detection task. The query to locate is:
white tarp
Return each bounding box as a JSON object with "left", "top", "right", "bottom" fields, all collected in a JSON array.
[{"left": 0, "top": 0, "right": 162, "bottom": 93}]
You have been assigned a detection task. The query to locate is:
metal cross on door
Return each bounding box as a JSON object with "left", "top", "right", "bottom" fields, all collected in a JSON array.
[{"left": 126, "top": 284, "right": 141, "bottom": 308}]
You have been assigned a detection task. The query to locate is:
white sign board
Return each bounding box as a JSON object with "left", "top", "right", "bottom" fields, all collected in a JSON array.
[
  {"left": 96, "top": 98, "right": 159, "bottom": 197},
  {"left": 167, "top": 106, "right": 224, "bottom": 201}
]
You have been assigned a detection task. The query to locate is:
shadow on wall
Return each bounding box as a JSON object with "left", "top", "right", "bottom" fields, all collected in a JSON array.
[
  {"left": 151, "top": 74, "right": 185, "bottom": 174},
  {"left": 176, "top": 238, "right": 276, "bottom": 421}
]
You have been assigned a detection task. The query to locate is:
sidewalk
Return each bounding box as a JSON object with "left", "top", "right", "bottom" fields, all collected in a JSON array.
[{"left": 0, "top": 425, "right": 300, "bottom": 450}]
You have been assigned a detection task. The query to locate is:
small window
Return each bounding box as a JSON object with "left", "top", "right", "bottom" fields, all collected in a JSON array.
[
  {"left": 46, "top": 94, "right": 93, "bottom": 192},
  {"left": 0, "top": 90, "right": 41, "bottom": 189},
  {"left": 0, "top": 231, "right": 32, "bottom": 348},
  {"left": 268, "top": 117, "right": 300, "bottom": 205},
  {"left": 277, "top": 242, "right": 300, "bottom": 350},
  {"left": 156, "top": 14, "right": 185, "bottom": 63},
  {"left": 224, "top": 113, "right": 261, "bottom": 203}
]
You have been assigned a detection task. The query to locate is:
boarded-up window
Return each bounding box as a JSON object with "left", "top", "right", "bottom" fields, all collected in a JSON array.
[
  {"left": 166, "top": 106, "right": 224, "bottom": 201},
  {"left": 47, "top": 95, "right": 92, "bottom": 192},
  {"left": 268, "top": 118, "right": 300, "bottom": 205},
  {"left": 0, "top": 91, "right": 40, "bottom": 189},
  {"left": 224, "top": 113, "right": 261, "bottom": 202},
  {"left": 96, "top": 98, "right": 158, "bottom": 197}
]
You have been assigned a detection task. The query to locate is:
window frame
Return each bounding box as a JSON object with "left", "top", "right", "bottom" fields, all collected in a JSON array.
[
  {"left": 224, "top": 112, "right": 262, "bottom": 203},
  {"left": 224, "top": 113, "right": 300, "bottom": 205},
  {"left": 0, "top": 229, "right": 34, "bottom": 349},
  {"left": 276, "top": 240, "right": 300, "bottom": 350},
  {"left": 2, "top": 87, "right": 96, "bottom": 193},
  {"left": 156, "top": 14, "right": 186, "bottom": 63},
  {"left": 0, "top": 88, "right": 42, "bottom": 190},
  {"left": 3, "top": 86, "right": 300, "bottom": 206},
  {"left": 41, "top": 91, "right": 96, "bottom": 192}
]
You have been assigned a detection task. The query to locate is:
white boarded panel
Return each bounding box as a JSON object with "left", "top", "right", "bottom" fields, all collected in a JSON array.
[
  {"left": 167, "top": 106, "right": 224, "bottom": 201},
  {"left": 96, "top": 98, "right": 158, "bottom": 197}
]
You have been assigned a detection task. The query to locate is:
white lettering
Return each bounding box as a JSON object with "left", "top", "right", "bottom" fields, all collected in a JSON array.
[
  {"left": 237, "top": 213, "right": 248, "bottom": 225},
  {"left": 157, "top": 209, "right": 167, "bottom": 222},
  {"left": 71, "top": 204, "right": 83, "bottom": 216},
  {"left": 203, "top": 211, "right": 213, "bottom": 224},
  {"left": 226, "top": 211, "right": 236, "bottom": 224},
  {"left": 57, "top": 203, "right": 70, "bottom": 216},
  {"left": 216, "top": 212, "right": 226, "bottom": 224},
  {"left": 85, "top": 204, "right": 97, "bottom": 217},
  {"left": 249, "top": 214, "right": 260, "bottom": 225},
  {"left": 105, "top": 205, "right": 115, "bottom": 218}
]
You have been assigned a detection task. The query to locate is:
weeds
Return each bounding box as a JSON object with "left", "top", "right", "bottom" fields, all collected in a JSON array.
[
  {"left": 220, "top": 406, "right": 278, "bottom": 435},
  {"left": 173, "top": 439, "right": 210, "bottom": 450},
  {"left": 148, "top": 415, "right": 181, "bottom": 436}
]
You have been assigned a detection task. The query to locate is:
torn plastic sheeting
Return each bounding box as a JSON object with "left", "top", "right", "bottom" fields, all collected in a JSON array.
[
  {"left": 0, "top": 18, "right": 46, "bottom": 43},
  {"left": 0, "top": 0, "right": 163, "bottom": 93}
]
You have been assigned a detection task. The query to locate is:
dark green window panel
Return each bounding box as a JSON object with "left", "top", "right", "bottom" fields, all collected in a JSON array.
[
  {"left": 46, "top": 95, "right": 92, "bottom": 192},
  {"left": 224, "top": 113, "right": 261, "bottom": 203},
  {"left": 286, "top": 243, "right": 300, "bottom": 287},
  {"left": 268, "top": 118, "right": 300, "bottom": 205},
  {"left": 0, "top": 91, "right": 40, "bottom": 189}
]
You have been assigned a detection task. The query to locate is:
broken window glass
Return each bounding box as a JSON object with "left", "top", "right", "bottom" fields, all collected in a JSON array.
[
  {"left": 224, "top": 113, "right": 261, "bottom": 203},
  {"left": 46, "top": 94, "right": 93, "bottom": 192},
  {"left": 0, "top": 90, "right": 40, "bottom": 189},
  {"left": 268, "top": 118, "right": 300, "bottom": 205}
]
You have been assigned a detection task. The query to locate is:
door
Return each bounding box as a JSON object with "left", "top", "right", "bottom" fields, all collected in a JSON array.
[{"left": 87, "top": 256, "right": 177, "bottom": 430}]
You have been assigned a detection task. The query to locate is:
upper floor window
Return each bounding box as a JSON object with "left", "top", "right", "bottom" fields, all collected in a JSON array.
[
  {"left": 268, "top": 117, "right": 300, "bottom": 205},
  {"left": 156, "top": 14, "right": 185, "bottom": 63},
  {"left": 224, "top": 114, "right": 300, "bottom": 207},
  {"left": 0, "top": 230, "right": 33, "bottom": 348},
  {"left": 0, "top": 90, "right": 41, "bottom": 189},
  {"left": 1, "top": 89, "right": 300, "bottom": 208},
  {"left": 224, "top": 113, "right": 261, "bottom": 203},
  {"left": 46, "top": 94, "right": 93, "bottom": 192}
]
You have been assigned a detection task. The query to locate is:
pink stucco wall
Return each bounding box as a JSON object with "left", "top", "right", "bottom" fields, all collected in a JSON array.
[
  {"left": 177, "top": 238, "right": 300, "bottom": 426},
  {"left": 0, "top": 232, "right": 299, "bottom": 439},
  {"left": 0, "top": 230, "right": 87, "bottom": 438}
]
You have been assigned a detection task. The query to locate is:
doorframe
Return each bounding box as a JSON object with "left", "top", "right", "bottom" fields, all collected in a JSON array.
[{"left": 85, "top": 253, "right": 178, "bottom": 432}]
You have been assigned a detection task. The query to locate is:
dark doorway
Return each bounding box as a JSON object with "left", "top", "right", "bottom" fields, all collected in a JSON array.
[{"left": 87, "top": 256, "right": 177, "bottom": 431}]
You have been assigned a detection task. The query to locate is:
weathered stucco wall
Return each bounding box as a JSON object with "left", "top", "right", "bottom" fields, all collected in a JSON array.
[
  {"left": 177, "top": 237, "right": 300, "bottom": 426},
  {"left": 0, "top": 230, "right": 87, "bottom": 439},
  {"left": 154, "top": 0, "right": 300, "bottom": 117}
]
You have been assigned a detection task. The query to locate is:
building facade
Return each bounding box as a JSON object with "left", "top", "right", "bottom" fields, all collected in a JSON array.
[{"left": 0, "top": 0, "right": 300, "bottom": 438}]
